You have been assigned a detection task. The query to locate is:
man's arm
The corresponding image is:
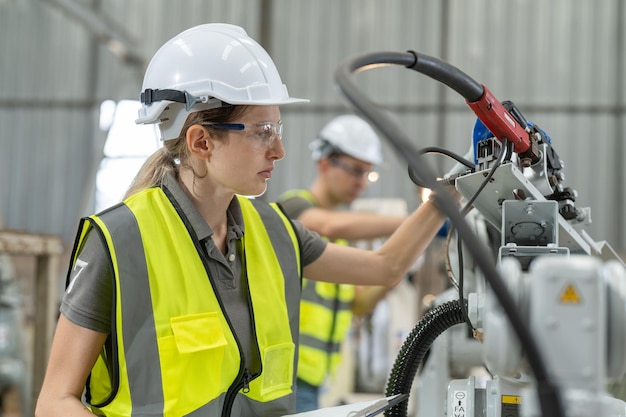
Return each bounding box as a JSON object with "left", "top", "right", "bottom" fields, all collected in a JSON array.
[{"left": 297, "top": 207, "right": 406, "bottom": 241}]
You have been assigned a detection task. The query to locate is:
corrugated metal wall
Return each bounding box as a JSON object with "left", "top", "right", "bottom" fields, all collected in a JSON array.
[{"left": 1, "top": 0, "right": 625, "bottom": 255}]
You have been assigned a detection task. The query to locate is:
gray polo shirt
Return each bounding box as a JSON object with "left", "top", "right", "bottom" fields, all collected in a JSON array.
[{"left": 61, "top": 173, "right": 326, "bottom": 372}]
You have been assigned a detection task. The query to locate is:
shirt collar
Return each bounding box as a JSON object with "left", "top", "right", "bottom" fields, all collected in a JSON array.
[{"left": 160, "top": 172, "right": 244, "bottom": 241}]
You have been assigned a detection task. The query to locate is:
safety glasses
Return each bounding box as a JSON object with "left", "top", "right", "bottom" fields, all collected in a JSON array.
[
  {"left": 329, "top": 156, "right": 377, "bottom": 181},
  {"left": 203, "top": 121, "right": 283, "bottom": 149}
]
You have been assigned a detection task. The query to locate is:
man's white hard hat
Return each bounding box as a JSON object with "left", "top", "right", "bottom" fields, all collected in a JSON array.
[{"left": 310, "top": 114, "right": 383, "bottom": 165}]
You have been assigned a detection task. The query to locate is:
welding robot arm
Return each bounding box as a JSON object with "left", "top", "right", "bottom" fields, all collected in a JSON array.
[
  {"left": 333, "top": 49, "right": 626, "bottom": 417},
  {"left": 335, "top": 50, "right": 565, "bottom": 417},
  {"left": 334, "top": 48, "right": 626, "bottom": 417}
]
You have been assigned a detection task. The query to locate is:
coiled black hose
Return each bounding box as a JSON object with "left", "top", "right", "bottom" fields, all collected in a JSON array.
[{"left": 384, "top": 300, "right": 467, "bottom": 417}]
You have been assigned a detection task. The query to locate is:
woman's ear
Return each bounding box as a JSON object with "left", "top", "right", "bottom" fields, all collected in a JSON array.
[{"left": 186, "top": 125, "right": 212, "bottom": 158}]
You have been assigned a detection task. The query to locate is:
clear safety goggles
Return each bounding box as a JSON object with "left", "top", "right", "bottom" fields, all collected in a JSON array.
[
  {"left": 329, "top": 156, "right": 379, "bottom": 182},
  {"left": 203, "top": 121, "right": 283, "bottom": 149}
]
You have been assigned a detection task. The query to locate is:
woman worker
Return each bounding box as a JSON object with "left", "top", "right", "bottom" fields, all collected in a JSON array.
[{"left": 36, "top": 23, "right": 450, "bottom": 417}]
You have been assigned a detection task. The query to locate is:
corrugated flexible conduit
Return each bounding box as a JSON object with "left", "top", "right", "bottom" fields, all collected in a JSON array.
[{"left": 384, "top": 299, "right": 467, "bottom": 417}]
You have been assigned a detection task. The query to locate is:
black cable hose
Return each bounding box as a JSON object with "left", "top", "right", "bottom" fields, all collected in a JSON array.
[
  {"left": 405, "top": 50, "right": 484, "bottom": 102},
  {"left": 406, "top": 146, "right": 475, "bottom": 188},
  {"left": 384, "top": 300, "right": 467, "bottom": 417}
]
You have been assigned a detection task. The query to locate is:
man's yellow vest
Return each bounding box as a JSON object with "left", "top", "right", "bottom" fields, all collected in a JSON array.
[
  {"left": 68, "top": 187, "right": 301, "bottom": 416},
  {"left": 298, "top": 279, "right": 355, "bottom": 386},
  {"left": 278, "top": 189, "right": 356, "bottom": 387}
]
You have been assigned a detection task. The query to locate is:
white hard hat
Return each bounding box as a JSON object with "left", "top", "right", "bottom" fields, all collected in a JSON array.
[
  {"left": 310, "top": 114, "right": 383, "bottom": 165},
  {"left": 136, "top": 23, "right": 309, "bottom": 141}
]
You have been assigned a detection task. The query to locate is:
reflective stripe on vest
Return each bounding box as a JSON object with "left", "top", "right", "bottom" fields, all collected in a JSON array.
[
  {"left": 298, "top": 279, "right": 355, "bottom": 386},
  {"left": 76, "top": 189, "right": 300, "bottom": 416},
  {"left": 278, "top": 189, "right": 356, "bottom": 386}
]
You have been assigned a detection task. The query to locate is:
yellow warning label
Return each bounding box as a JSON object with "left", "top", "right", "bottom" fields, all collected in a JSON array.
[
  {"left": 502, "top": 395, "right": 522, "bottom": 404},
  {"left": 560, "top": 284, "right": 581, "bottom": 304}
]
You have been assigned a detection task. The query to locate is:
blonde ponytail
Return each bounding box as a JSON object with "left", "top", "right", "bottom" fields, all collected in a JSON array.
[
  {"left": 122, "top": 104, "right": 250, "bottom": 200},
  {"left": 123, "top": 146, "right": 177, "bottom": 199}
]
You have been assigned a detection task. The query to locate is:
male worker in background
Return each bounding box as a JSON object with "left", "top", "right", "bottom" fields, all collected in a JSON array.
[{"left": 278, "top": 114, "right": 408, "bottom": 412}]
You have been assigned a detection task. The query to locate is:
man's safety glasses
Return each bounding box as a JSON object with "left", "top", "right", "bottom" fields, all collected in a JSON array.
[
  {"left": 203, "top": 121, "right": 283, "bottom": 149},
  {"left": 329, "top": 156, "right": 378, "bottom": 182}
]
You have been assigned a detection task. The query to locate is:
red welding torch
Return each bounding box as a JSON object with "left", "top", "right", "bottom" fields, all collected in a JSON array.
[
  {"left": 466, "top": 86, "right": 541, "bottom": 164},
  {"left": 400, "top": 50, "right": 541, "bottom": 163},
  {"left": 467, "top": 86, "right": 529, "bottom": 153}
]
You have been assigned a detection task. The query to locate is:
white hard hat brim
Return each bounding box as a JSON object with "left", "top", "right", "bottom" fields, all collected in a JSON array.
[{"left": 135, "top": 95, "right": 309, "bottom": 125}]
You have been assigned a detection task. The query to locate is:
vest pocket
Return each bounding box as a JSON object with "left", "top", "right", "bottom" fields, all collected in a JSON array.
[
  {"left": 258, "top": 342, "right": 294, "bottom": 399},
  {"left": 157, "top": 313, "right": 227, "bottom": 414},
  {"left": 171, "top": 313, "right": 227, "bottom": 353}
]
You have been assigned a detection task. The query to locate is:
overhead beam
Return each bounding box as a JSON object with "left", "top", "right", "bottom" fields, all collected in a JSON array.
[{"left": 40, "top": 0, "right": 147, "bottom": 68}]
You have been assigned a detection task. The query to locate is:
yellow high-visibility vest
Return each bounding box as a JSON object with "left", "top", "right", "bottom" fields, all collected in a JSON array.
[
  {"left": 278, "top": 189, "right": 355, "bottom": 386},
  {"left": 68, "top": 188, "right": 301, "bottom": 416}
]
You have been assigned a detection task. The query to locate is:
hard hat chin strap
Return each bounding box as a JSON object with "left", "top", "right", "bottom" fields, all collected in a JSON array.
[{"left": 140, "top": 88, "right": 223, "bottom": 111}]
